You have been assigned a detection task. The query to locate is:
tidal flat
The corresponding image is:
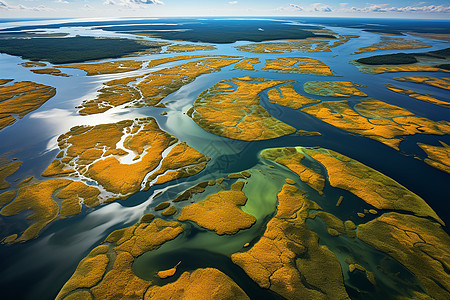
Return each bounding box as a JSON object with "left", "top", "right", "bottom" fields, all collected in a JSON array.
[{"left": 0, "top": 17, "right": 449, "bottom": 300}]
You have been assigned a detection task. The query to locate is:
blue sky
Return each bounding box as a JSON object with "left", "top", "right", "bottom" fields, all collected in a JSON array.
[{"left": 0, "top": 0, "right": 449, "bottom": 18}]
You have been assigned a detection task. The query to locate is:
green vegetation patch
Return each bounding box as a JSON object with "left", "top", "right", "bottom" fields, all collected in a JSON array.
[
  {"left": 0, "top": 36, "right": 161, "bottom": 64},
  {"left": 356, "top": 47, "right": 450, "bottom": 66},
  {"left": 356, "top": 53, "right": 418, "bottom": 65}
]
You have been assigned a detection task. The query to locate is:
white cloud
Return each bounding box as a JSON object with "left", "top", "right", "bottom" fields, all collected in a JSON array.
[
  {"left": 83, "top": 3, "right": 93, "bottom": 9},
  {"left": 55, "top": 0, "right": 69, "bottom": 4},
  {"left": 0, "top": 0, "right": 52, "bottom": 10},
  {"left": 346, "top": 4, "right": 450, "bottom": 13},
  {"left": 289, "top": 4, "right": 303, "bottom": 11},
  {"left": 283, "top": 2, "right": 450, "bottom": 14},
  {"left": 228, "top": 1, "right": 238, "bottom": 5},
  {"left": 104, "top": 0, "right": 164, "bottom": 8},
  {"left": 311, "top": 3, "right": 332, "bottom": 12}
]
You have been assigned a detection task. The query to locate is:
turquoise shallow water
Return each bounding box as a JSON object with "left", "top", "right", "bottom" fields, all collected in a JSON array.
[{"left": 0, "top": 17, "right": 449, "bottom": 299}]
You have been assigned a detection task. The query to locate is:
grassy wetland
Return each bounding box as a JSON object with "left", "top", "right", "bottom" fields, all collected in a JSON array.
[{"left": 0, "top": 17, "right": 449, "bottom": 300}]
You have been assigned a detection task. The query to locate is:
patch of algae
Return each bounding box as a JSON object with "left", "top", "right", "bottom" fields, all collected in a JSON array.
[
  {"left": 353, "top": 37, "right": 431, "bottom": 54},
  {"left": 231, "top": 184, "right": 349, "bottom": 299},
  {"left": 302, "top": 147, "right": 444, "bottom": 224},
  {"left": 303, "top": 81, "right": 367, "bottom": 97},
  {"left": 386, "top": 84, "right": 450, "bottom": 108},
  {"left": 357, "top": 212, "right": 450, "bottom": 300},
  {"left": 77, "top": 56, "right": 242, "bottom": 114},
  {"left": 417, "top": 141, "right": 450, "bottom": 174},
  {"left": 178, "top": 181, "right": 256, "bottom": 235},
  {"left": 0, "top": 179, "right": 102, "bottom": 243},
  {"left": 0, "top": 81, "right": 56, "bottom": 131},
  {"left": 30, "top": 68, "right": 71, "bottom": 77},
  {"left": 0, "top": 160, "right": 22, "bottom": 189},
  {"left": 267, "top": 83, "right": 320, "bottom": 109},
  {"left": 45, "top": 117, "right": 208, "bottom": 196},
  {"left": 263, "top": 57, "right": 336, "bottom": 76},
  {"left": 302, "top": 98, "right": 450, "bottom": 150},
  {"left": 260, "top": 147, "right": 325, "bottom": 194},
  {"left": 395, "top": 76, "right": 450, "bottom": 91},
  {"left": 166, "top": 44, "right": 216, "bottom": 53},
  {"left": 191, "top": 77, "right": 296, "bottom": 141},
  {"left": 59, "top": 60, "right": 144, "bottom": 76}
]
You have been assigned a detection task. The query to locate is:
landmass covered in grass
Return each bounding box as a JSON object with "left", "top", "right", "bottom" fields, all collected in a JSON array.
[{"left": 0, "top": 36, "right": 161, "bottom": 64}]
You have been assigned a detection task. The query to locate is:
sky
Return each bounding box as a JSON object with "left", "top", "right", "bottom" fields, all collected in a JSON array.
[{"left": 0, "top": 0, "right": 449, "bottom": 19}]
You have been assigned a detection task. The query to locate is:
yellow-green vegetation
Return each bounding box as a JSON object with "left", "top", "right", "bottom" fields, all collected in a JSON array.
[
  {"left": 0, "top": 190, "right": 16, "bottom": 208},
  {"left": 45, "top": 117, "right": 208, "bottom": 196},
  {"left": 77, "top": 75, "right": 143, "bottom": 115},
  {"left": 77, "top": 56, "right": 243, "bottom": 114},
  {"left": 285, "top": 178, "right": 296, "bottom": 185},
  {"left": 155, "top": 202, "right": 170, "bottom": 211},
  {"left": 351, "top": 61, "right": 449, "bottom": 74},
  {"left": 354, "top": 37, "right": 431, "bottom": 54},
  {"left": 138, "top": 57, "right": 241, "bottom": 106},
  {"left": 0, "top": 179, "right": 102, "bottom": 243},
  {"left": 302, "top": 98, "right": 450, "bottom": 150},
  {"left": 236, "top": 35, "right": 358, "bottom": 54},
  {"left": 386, "top": 84, "right": 450, "bottom": 108},
  {"left": 191, "top": 77, "right": 296, "bottom": 141},
  {"left": 304, "top": 81, "right": 367, "bottom": 97},
  {"left": 161, "top": 206, "right": 177, "bottom": 216},
  {"left": 59, "top": 60, "right": 144, "bottom": 76},
  {"left": 166, "top": 44, "right": 216, "bottom": 53},
  {"left": 173, "top": 181, "right": 209, "bottom": 202},
  {"left": 263, "top": 57, "right": 336, "bottom": 76},
  {"left": 178, "top": 181, "right": 256, "bottom": 235},
  {"left": 260, "top": 147, "right": 325, "bottom": 194},
  {"left": 237, "top": 40, "right": 325, "bottom": 53},
  {"left": 30, "top": 68, "right": 71, "bottom": 77},
  {"left": 394, "top": 76, "right": 450, "bottom": 90},
  {"left": 232, "top": 184, "right": 349, "bottom": 299},
  {"left": 0, "top": 81, "right": 56, "bottom": 131},
  {"left": 0, "top": 160, "right": 22, "bottom": 189},
  {"left": 21, "top": 62, "right": 46, "bottom": 68},
  {"left": 357, "top": 212, "right": 450, "bottom": 299},
  {"left": 157, "top": 261, "right": 181, "bottom": 279},
  {"left": 57, "top": 218, "right": 184, "bottom": 300},
  {"left": 418, "top": 141, "right": 450, "bottom": 174},
  {"left": 233, "top": 58, "right": 260, "bottom": 71},
  {"left": 267, "top": 84, "right": 320, "bottom": 109},
  {"left": 145, "top": 268, "right": 249, "bottom": 299},
  {"left": 0, "top": 79, "right": 13, "bottom": 85},
  {"left": 309, "top": 211, "right": 346, "bottom": 236},
  {"left": 57, "top": 181, "right": 101, "bottom": 217},
  {"left": 110, "top": 218, "right": 184, "bottom": 257},
  {"left": 347, "top": 263, "right": 376, "bottom": 285},
  {"left": 295, "top": 130, "right": 322, "bottom": 136},
  {"left": 0, "top": 118, "right": 208, "bottom": 243},
  {"left": 146, "top": 54, "right": 234, "bottom": 68},
  {"left": 302, "top": 147, "right": 443, "bottom": 224}
]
